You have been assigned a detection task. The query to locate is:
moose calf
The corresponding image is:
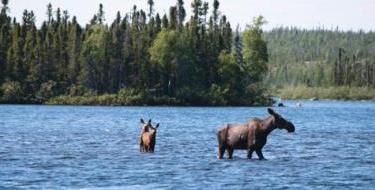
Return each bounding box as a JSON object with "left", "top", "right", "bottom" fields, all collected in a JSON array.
[{"left": 139, "top": 118, "right": 160, "bottom": 153}]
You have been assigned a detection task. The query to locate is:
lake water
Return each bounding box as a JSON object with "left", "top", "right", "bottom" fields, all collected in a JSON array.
[{"left": 0, "top": 101, "right": 374, "bottom": 189}]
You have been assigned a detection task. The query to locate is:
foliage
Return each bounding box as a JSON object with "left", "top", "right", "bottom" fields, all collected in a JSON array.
[
  {"left": 0, "top": 81, "right": 23, "bottom": 102},
  {"left": 243, "top": 16, "right": 268, "bottom": 82},
  {"left": 264, "top": 27, "right": 375, "bottom": 88},
  {"left": 36, "top": 80, "right": 57, "bottom": 101},
  {"left": 0, "top": 1, "right": 272, "bottom": 106}
]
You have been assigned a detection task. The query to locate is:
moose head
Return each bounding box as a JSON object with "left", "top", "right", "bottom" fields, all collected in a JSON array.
[{"left": 267, "top": 108, "right": 295, "bottom": 133}]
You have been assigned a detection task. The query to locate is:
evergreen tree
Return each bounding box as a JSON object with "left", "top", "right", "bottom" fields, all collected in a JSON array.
[
  {"left": 7, "top": 23, "right": 26, "bottom": 82},
  {"left": 97, "top": 3, "right": 105, "bottom": 24},
  {"left": 234, "top": 25, "right": 243, "bottom": 67},
  {"left": 147, "top": 0, "right": 154, "bottom": 18},
  {"left": 67, "top": 16, "right": 82, "bottom": 87},
  {"left": 46, "top": 3, "right": 53, "bottom": 24},
  {"left": 176, "top": 0, "right": 186, "bottom": 30},
  {"left": 0, "top": 0, "right": 11, "bottom": 83},
  {"left": 169, "top": 6, "right": 177, "bottom": 30}
]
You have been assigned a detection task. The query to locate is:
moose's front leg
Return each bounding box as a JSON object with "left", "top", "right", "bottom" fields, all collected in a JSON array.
[
  {"left": 247, "top": 149, "right": 254, "bottom": 159},
  {"left": 255, "top": 149, "right": 266, "bottom": 160}
]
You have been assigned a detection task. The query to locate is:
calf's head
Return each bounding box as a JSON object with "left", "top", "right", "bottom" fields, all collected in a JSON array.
[
  {"left": 268, "top": 108, "right": 295, "bottom": 133},
  {"left": 148, "top": 123, "right": 160, "bottom": 136},
  {"left": 140, "top": 118, "right": 160, "bottom": 135},
  {"left": 140, "top": 118, "right": 152, "bottom": 132}
]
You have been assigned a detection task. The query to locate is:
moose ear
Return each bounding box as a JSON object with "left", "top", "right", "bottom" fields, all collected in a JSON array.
[
  {"left": 267, "top": 108, "right": 276, "bottom": 116},
  {"left": 140, "top": 118, "right": 145, "bottom": 124},
  {"left": 148, "top": 119, "right": 152, "bottom": 124},
  {"left": 155, "top": 123, "right": 160, "bottom": 129}
]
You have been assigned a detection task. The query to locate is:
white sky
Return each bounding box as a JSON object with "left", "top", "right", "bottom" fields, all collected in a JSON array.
[{"left": 6, "top": 0, "right": 375, "bottom": 31}]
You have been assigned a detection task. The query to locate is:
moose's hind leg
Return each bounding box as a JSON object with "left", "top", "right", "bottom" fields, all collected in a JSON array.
[
  {"left": 227, "top": 147, "right": 234, "bottom": 159},
  {"left": 218, "top": 145, "right": 226, "bottom": 159},
  {"left": 255, "top": 149, "right": 265, "bottom": 160}
]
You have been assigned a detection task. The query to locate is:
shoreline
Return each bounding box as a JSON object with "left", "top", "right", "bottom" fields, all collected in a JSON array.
[
  {"left": 273, "top": 86, "right": 375, "bottom": 101},
  {"left": 0, "top": 98, "right": 374, "bottom": 107}
]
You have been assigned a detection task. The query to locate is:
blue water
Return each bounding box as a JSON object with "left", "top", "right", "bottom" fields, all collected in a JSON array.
[{"left": 0, "top": 101, "right": 374, "bottom": 189}]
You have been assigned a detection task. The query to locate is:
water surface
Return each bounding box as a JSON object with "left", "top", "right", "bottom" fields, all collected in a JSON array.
[{"left": 0, "top": 101, "right": 374, "bottom": 189}]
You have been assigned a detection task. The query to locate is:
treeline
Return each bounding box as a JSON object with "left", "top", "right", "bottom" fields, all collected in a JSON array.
[
  {"left": 0, "top": 0, "right": 270, "bottom": 106},
  {"left": 333, "top": 48, "right": 374, "bottom": 87},
  {"left": 264, "top": 27, "right": 375, "bottom": 88}
]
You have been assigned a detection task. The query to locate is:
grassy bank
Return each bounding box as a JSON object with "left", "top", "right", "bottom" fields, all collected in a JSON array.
[
  {"left": 44, "top": 88, "right": 272, "bottom": 106},
  {"left": 274, "top": 85, "right": 375, "bottom": 100}
]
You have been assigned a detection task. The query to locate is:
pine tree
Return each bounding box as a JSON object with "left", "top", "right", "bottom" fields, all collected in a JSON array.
[
  {"left": 25, "top": 26, "right": 43, "bottom": 97},
  {"left": 0, "top": 0, "right": 11, "bottom": 83},
  {"left": 234, "top": 25, "right": 243, "bottom": 67},
  {"left": 46, "top": 3, "right": 53, "bottom": 24},
  {"left": 169, "top": 6, "right": 177, "bottom": 30},
  {"left": 67, "top": 16, "right": 82, "bottom": 87},
  {"left": 97, "top": 4, "right": 105, "bottom": 24},
  {"left": 108, "top": 12, "right": 124, "bottom": 92},
  {"left": 7, "top": 23, "right": 26, "bottom": 82},
  {"left": 147, "top": 0, "right": 154, "bottom": 18},
  {"left": 176, "top": 0, "right": 186, "bottom": 30}
]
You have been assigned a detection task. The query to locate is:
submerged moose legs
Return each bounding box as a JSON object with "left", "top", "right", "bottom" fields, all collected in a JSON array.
[
  {"left": 218, "top": 146, "right": 226, "bottom": 159},
  {"left": 247, "top": 149, "right": 254, "bottom": 159},
  {"left": 227, "top": 148, "right": 234, "bottom": 159},
  {"left": 255, "top": 149, "right": 265, "bottom": 160}
]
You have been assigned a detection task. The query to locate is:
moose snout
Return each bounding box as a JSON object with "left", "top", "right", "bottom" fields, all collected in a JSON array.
[{"left": 287, "top": 122, "right": 295, "bottom": 133}]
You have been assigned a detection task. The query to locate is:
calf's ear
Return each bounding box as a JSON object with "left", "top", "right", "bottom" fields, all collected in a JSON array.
[
  {"left": 155, "top": 123, "right": 160, "bottom": 129},
  {"left": 140, "top": 118, "right": 145, "bottom": 124},
  {"left": 148, "top": 119, "right": 152, "bottom": 124}
]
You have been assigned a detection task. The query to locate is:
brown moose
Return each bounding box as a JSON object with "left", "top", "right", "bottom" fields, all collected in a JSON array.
[
  {"left": 139, "top": 119, "right": 160, "bottom": 153},
  {"left": 217, "top": 108, "right": 295, "bottom": 160}
]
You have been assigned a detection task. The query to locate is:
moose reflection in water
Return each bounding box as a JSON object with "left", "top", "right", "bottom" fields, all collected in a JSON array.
[
  {"left": 217, "top": 108, "right": 295, "bottom": 160},
  {"left": 139, "top": 119, "right": 160, "bottom": 153}
]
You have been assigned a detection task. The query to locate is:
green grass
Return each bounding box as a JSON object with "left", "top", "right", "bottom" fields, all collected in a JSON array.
[{"left": 274, "top": 85, "right": 375, "bottom": 100}]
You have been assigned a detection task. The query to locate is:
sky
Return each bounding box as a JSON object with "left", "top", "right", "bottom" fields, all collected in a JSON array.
[{"left": 6, "top": 0, "right": 375, "bottom": 31}]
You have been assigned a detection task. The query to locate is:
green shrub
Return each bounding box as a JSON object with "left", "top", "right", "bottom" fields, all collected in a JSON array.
[
  {"left": 36, "top": 80, "right": 57, "bottom": 101},
  {"left": 1, "top": 81, "right": 24, "bottom": 103}
]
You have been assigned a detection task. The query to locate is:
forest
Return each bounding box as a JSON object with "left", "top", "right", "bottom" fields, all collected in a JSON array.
[
  {"left": 0, "top": 0, "right": 271, "bottom": 106},
  {"left": 264, "top": 27, "right": 375, "bottom": 87},
  {"left": 264, "top": 27, "right": 375, "bottom": 99},
  {"left": 0, "top": 0, "right": 374, "bottom": 105}
]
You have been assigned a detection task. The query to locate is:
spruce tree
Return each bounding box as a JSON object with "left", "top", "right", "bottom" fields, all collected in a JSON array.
[
  {"left": 176, "top": 0, "right": 186, "bottom": 30},
  {"left": 0, "top": 0, "right": 11, "bottom": 83}
]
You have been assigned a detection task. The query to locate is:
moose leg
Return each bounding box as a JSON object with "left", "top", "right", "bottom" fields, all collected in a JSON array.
[
  {"left": 227, "top": 148, "right": 234, "bottom": 159},
  {"left": 255, "top": 149, "right": 265, "bottom": 160},
  {"left": 151, "top": 143, "right": 155, "bottom": 153},
  {"left": 247, "top": 149, "right": 254, "bottom": 159},
  {"left": 218, "top": 145, "right": 225, "bottom": 159},
  {"left": 139, "top": 138, "right": 144, "bottom": 152}
]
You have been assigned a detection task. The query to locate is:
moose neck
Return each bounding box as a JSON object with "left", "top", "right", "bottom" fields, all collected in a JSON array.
[{"left": 260, "top": 116, "right": 278, "bottom": 137}]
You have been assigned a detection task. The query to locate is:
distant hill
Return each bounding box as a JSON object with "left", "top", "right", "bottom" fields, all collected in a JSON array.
[{"left": 263, "top": 27, "right": 375, "bottom": 88}]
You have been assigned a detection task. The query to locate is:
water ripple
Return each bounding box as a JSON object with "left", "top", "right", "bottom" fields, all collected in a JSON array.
[{"left": 0, "top": 101, "right": 374, "bottom": 189}]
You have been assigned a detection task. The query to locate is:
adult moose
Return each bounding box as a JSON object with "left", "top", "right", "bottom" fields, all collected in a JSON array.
[
  {"left": 139, "top": 119, "right": 160, "bottom": 153},
  {"left": 217, "top": 108, "right": 295, "bottom": 160}
]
